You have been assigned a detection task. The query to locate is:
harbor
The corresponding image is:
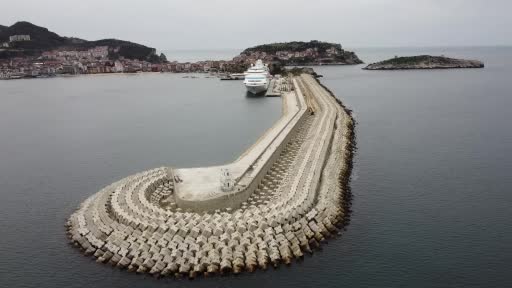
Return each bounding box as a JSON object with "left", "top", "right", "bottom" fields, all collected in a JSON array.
[
  {"left": 2, "top": 46, "right": 511, "bottom": 288},
  {"left": 2, "top": 1, "right": 512, "bottom": 286},
  {"left": 66, "top": 73, "right": 355, "bottom": 277}
]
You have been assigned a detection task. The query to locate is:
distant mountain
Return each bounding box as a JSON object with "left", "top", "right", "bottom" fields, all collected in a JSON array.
[{"left": 0, "top": 21, "right": 165, "bottom": 63}]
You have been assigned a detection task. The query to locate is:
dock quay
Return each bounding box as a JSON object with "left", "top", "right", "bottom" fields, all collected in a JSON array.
[
  {"left": 265, "top": 78, "right": 290, "bottom": 97},
  {"left": 66, "top": 73, "right": 356, "bottom": 278}
]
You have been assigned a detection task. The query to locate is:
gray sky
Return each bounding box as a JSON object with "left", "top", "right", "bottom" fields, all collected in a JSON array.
[{"left": 1, "top": 0, "right": 511, "bottom": 49}]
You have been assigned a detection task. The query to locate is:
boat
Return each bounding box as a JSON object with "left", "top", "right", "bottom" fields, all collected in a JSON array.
[
  {"left": 230, "top": 73, "right": 245, "bottom": 80},
  {"left": 243, "top": 60, "right": 271, "bottom": 94},
  {"left": 0, "top": 72, "right": 25, "bottom": 80}
]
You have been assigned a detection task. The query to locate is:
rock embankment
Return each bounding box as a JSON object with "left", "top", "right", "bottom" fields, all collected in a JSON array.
[
  {"left": 363, "top": 55, "right": 484, "bottom": 70},
  {"left": 66, "top": 74, "right": 355, "bottom": 278}
]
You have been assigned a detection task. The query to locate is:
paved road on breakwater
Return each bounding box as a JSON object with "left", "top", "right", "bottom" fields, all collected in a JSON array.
[{"left": 66, "top": 74, "right": 355, "bottom": 278}]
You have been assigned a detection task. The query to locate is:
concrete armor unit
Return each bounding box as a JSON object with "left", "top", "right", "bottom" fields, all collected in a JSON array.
[{"left": 66, "top": 74, "right": 356, "bottom": 278}]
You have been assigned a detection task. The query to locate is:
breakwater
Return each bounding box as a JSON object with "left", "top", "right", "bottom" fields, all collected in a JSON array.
[{"left": 66, "top": 73, "right": 355, "bottom": 278}]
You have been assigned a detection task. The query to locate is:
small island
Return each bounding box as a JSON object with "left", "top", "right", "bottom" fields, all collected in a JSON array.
[{"left": 363, "top": 55, "right": 484, "bottom": 70}]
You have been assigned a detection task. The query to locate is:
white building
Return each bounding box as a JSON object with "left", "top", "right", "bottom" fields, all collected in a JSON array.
[
  {"left": 9, "top": 35, "right": 31, "bottom": 42},
  {"left": 90, "top": 46, "right": 109, "bottom": 58},
  {"left": 113, "top": 60, "right": 124, "bottom": 73}
]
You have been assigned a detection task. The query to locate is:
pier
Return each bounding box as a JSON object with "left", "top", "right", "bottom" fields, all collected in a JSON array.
[{"left": 66, "top": 74, "right": 355, "bottom": 277}]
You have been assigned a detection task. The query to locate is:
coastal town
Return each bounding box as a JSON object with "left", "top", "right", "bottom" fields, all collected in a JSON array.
[
  {"left": 0, "top": 45, "right": 245, "bottom": 79},
  {"left": 0, "top": 43, "right": 351, "bottom": 80},
  {"left": 1, "top": 38, "right": 244, "bottom": 79},
  {"left": 0, "top": 25, "right": 361, "bottom": 80}
]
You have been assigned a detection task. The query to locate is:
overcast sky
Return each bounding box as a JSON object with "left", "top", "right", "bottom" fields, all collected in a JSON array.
[{"left": 1, "top": 0, "right": 511, "bottom": 49}]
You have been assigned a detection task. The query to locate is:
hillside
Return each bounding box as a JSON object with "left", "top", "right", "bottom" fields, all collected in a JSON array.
[
  {"left": 0, "top": 21, "right": 68, "bottom": 49},
  {"left": 243, "top": 41, "right": 344, "bottom": 53},
  {"left": 240, "top": 40, "right": 363, "bottom": 65},
  {"left": 0, "top": 21, "right": 165, "bottom": 63},
  {"left": 364, "top": 55, "right": 484, "bottom": 70}
]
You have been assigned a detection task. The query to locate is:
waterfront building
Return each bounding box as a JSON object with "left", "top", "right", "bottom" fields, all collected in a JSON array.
[
  {"left": 113, "top": 60, "right": 124, "bottom": 73},
  {"left": 61, "top": 64, "right": 79, "bottom": 74}
]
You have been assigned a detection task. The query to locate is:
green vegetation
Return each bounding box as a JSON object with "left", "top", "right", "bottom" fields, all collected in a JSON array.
[
  {"left": 243, "top": 40, "right": 342, "bottom": 54},
  {"left": 0, "top": 21, "right": 67, "bottom": 50},
  {"left": 159, "top": 53, "right": 167, "bottom": 62},
  {"left": 0, "top": 21, "right": 165, "bottom": 63},
  {"left": 241, "top": 40, "right": 363, "bottom": 65},
  {"left": 378, "top": 55, "right": 454, "bottom": 65},
  {"left": 364, "top": 55, "right": 485, "bottom": 70}
]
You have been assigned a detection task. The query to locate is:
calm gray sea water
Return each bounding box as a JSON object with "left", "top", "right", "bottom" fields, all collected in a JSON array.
[
  {"left": 0, "top": 47, "right": 511, "bottom": 287},
  {"left": 161, "top": 49, "right": 242, "bottom": 62}
]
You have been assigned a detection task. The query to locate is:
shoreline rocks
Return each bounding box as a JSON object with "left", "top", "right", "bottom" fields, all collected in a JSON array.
[
  {"left": 66, "top": 74, "right": 355, "bottom": 279},
  {"left": 363, "top": 55, "right": 484, "bottom": 70}
]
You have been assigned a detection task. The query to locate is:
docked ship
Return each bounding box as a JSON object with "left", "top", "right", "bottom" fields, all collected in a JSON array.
[{"left": 243, "top": 60, "right": 271, "bottom": 94}]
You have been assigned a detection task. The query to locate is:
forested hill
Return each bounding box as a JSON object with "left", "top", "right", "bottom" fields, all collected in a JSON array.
[
  {"left": 243, "top": 41, "right": 342, "bottom": 54},
  {"left": 240, "top": 40, "right": 363, "bottom": 65},
  {"left": 0, "top": 21, "right": 165, "bottom": 63}
]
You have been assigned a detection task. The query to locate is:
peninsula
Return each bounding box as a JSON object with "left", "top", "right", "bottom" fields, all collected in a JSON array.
[
  {"left": 363, "top": 55, "right": 484, "bottom": 70},
  {"left": 239, "top": 41, "right": 362, "bottom": 66}
]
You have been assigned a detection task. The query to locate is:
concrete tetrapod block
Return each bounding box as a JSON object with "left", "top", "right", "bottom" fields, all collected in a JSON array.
[{"left": 67, "top": 75, "right": 354, "bottom": 278}]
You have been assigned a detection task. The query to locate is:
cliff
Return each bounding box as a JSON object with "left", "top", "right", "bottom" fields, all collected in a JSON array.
[
  {"left": 363, "top": 55, "right": 484, "bottom": 70},
  {"left": 0, "top": 21, "right": 165, "bottom": 63},
  {"left": 240, "top": 40, "right": 363, "bottom": 66}
]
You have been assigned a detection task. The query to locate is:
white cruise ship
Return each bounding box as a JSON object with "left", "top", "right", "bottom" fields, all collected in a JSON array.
[{"left": 243, "top": 60, "right": 271, "bottom": 95}]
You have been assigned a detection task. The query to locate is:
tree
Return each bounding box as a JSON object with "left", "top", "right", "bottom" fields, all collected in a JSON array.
[{"left": 159, "top": 53, "right": 167, "bottom": 63}]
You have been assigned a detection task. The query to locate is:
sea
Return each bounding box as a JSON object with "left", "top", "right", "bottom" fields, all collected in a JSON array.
[
  {"left": 0, "top": 47, "right": 511, "bottom": 288},
  {"left": 161, "top": 49, "right": 242, "bottom": 63}
]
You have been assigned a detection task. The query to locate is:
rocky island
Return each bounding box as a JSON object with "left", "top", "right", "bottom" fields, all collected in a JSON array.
[{"left": 363, "top": 55, "right": 484, "bottom": 70}]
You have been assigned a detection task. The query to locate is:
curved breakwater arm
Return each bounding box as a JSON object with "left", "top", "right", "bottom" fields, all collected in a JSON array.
[
  {"left": 174, "top": 78, "right": 308, "bottom": 211},
  {"left": 66, "top": 74, "right": 356, "bottom": 277}
]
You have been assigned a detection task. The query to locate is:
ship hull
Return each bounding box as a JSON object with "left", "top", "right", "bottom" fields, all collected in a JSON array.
[
  {"left": 245, "top": 84, "right": 268, "bottom": 95},
  {"left": 243, "top": 59, "right": 270, "bottom": 95}
]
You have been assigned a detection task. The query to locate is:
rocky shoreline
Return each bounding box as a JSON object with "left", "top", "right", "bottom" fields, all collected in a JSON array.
[{"left": 363, "top": 55, "right": 484, "bottom": 70}]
